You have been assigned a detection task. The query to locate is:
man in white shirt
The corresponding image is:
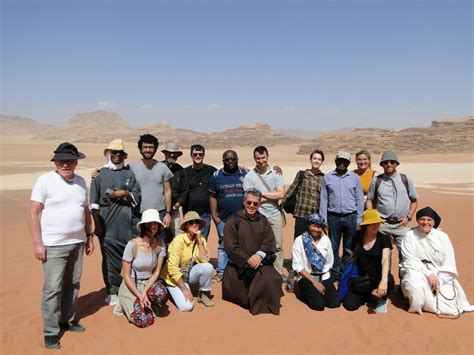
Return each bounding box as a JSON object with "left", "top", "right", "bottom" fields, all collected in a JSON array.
[{"left": 28, "top": 142, "right": 94, "bottom": 350}]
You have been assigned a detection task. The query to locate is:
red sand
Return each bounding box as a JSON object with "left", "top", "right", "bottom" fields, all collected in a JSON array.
[{"left": 0, "top": 187, "right": 473, "bottom": 354}]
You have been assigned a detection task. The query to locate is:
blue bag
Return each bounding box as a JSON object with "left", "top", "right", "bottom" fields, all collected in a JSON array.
[{"left": 337, "top": 262, "right": 359, "bottom": 301}]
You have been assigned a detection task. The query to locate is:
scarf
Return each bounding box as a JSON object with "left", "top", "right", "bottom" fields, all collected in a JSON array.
[
  {"left": 302, "top": 232, "right": 326, "bottom": 273},
  {"left": 103, "top": 152, "right": 124, "bottom": 170}
]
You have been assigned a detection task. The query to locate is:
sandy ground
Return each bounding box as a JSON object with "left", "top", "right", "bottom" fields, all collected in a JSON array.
[{"left": 0, "top": 140, "right": 473, "bottom": 354}]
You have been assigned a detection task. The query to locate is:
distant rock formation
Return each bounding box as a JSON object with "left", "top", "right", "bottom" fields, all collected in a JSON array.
[
  {"left": 297, "top": 116, "right": 474, "bottom": 155},
  {"left": 2, "top": 111, "right": 472, "bottom": 154},
  {"left": 0, "top": 114, "right": 51, "bottom": 135}
]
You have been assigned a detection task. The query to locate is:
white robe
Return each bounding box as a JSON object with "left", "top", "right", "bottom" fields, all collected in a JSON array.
[{"left": 400, "top": 227, "right": 473, "bottom": 315}]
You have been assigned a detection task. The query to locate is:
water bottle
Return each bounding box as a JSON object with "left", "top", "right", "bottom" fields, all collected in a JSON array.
[{"left": 286, "top": 270, "right": 296, "bottom": 292}]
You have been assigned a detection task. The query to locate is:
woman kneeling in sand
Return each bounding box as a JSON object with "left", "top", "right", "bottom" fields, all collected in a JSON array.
[
  {"left": 116, "top": 209, "right": 168, "bottom": 328},
  {"left": 291, "top": 214, "right": 340, "bottom": 310},
  {"left": 400, "top": 207, "right": 473, "bottom": 316},
  {"left": 342, "top": 209, "right": 394, "bottom": 313},
  {"left": 160, "top": 212, "right": 215, "bottom": 310}
]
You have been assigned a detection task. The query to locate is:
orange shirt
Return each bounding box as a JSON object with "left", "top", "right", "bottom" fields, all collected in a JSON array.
[{"left": 353, "top": 168, "right": 376, "bottom": 195}]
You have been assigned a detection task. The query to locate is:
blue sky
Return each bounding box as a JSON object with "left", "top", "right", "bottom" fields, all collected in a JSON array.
[{"left": 1, "top": 0, "right": 472, "bottom": 132}]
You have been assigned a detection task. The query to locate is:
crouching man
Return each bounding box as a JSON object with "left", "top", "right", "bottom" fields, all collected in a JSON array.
[{"left": 222, "top": 189, "right": 283, "bottom": 315}]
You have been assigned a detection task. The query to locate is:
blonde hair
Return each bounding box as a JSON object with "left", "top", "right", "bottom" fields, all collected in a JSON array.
[{"left": 355, "top": 149, "right": 372, "bottom": 168}]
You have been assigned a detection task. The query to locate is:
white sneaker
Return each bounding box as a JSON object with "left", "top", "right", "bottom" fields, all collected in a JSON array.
[
  {"left": 113, "top": 302, "right": 124, "bottom": 315},
  {"left": 105, "top": 294, "right": 118, "bottom": 306}
]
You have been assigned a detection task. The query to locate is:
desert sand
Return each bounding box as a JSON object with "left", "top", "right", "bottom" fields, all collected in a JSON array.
[{"left": 0, "top": 140, "right": 473, "bottom": 354}]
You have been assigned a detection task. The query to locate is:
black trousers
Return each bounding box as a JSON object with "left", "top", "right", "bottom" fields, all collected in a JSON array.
[
  {"left": 99, "top": 239, "right": 126, "bottom": 295},
  {"left": 343, "top": 274, "right": 395, "bottom": 311},
  {"left": 297, "top": 278, "right": 340, "bottom": 311}
]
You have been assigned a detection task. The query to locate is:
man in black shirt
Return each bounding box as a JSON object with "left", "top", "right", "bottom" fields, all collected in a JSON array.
[{"left": 184, "top": 144, "right": 217, "bottom": 239}]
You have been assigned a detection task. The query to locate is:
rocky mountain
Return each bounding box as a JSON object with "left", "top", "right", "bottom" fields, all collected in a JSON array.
[
  {"left": 0, "top": 114, "right": 51, "bottom": 135},
  {"left": 297, "top": 116, "right": 474, "bottom": 155},
  {"left": 2, "top": 111, "right": 472, "bottom": 154}
]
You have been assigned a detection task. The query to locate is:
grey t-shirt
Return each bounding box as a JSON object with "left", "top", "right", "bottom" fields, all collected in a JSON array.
[
  {"left": 122, "top": 240, "right": 166, "bottom": 280},
  {"left": 129, "top": 160, "right": 173, "bottom": 212}
]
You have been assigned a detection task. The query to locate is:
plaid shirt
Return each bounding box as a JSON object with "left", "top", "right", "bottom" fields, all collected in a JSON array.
[{"left": 284, "top": 169, "right": 324, "bottom": 218}]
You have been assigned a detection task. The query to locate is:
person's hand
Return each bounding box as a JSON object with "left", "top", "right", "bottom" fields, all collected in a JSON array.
[
  {"left": 212, "top": 216, "right": 221, "bottom": 225},
  {"left": 182, "top": 287, "right": 194, "bottom": 302},
  {"left": 34, "top": 243, "right": 47, "bottom": 262},
  {"left": 427, "top": 274, "right": 440, "bottom": 294},
  {"left": 273, "top": 165, "right": 283, "bottom": 175},
  {"left": 163, "top": 213, "right": 171, "bottom": 228},
  {"left": 139, "top": 293, "right": 151, "bottom": 309},
  {"left": 85, "top": 236, "right": 95, "bottom": 256},
  {"left": 247, "top": 254, "right": 263, "bottom": 269},
  {"left": 172, "top": 202, "right": 180, "bottom": 210},
  {"left": 90, "top": 168, "right": 100, "bottom": 180},
  {"left": 109, "top": 189, "right": 126, "bottom": 200},
  {"left": 312, "top": 280, "right": 326, "bottom": 295},
  {"left": 396, "top": 216, "right": 409, "bottom": 227},
  {"left": 374, "top": 278, "right": 388, "bottom": 298}
]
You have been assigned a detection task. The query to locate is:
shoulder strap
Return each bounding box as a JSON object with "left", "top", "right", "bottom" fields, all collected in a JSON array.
[
  {"left": 297, "top": 170, "right": 304, "bottom": 187},
  {"left": 131, "top": 238, "right": 139, "bottom": 259},
  {"left": 254, "top": 168, "right": 272, "bottom": 192},
  {"left": 373, "top": 175, "right": 383, "bottom": 206},
  {"left": 400, "top": 173, "right": 410, "bottom": 198}
]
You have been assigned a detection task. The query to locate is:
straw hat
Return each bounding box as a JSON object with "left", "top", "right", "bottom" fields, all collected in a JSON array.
[
  {"left": 360, "top": 209, "right": 386, "bottom": 226},
  {"left": 180, "top": 211, "right": 206, "bottom": 230},
  {"left": 104, "top": 138, "right": 127, "bottom": 157},
  {"left": 161, "top": 142, "right": 183, "bottom": 156},
  {"left": 136, "top": 209, "right": 164, "bottom": 231}
]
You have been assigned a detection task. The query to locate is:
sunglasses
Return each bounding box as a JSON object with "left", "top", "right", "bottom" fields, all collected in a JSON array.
[
  {"left": 245, "top": 201, "right": 259, "bottom": 207},
  {"left": 382, "top": 160, "right": 397, "bottom": 165},
  {"left": 187, "top": 220, "right": 201, "bottom": 226},
  {"left": 192, "top": 152, "right": 204, "bottom": 157},
  {"left": 111, "top": 150, "right": 125, "bottom": 156}
]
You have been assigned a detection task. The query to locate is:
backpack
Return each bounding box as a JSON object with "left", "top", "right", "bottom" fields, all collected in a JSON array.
[
  {"left": 372, "top": 173, "right": 410, "bottom": 206},
  {"left": 283, "top": 170, "right": 304, "bottom": 214}
]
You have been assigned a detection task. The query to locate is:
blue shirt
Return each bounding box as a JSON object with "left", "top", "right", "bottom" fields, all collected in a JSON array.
[
  {"left": 209, "top": 167, "right": 247, "bottom": 221},
  {"left": 319, "top": 170, "right": 364, "bottom": 224}
]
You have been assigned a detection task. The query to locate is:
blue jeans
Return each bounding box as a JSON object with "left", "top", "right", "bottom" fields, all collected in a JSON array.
[
  {"left": 199, "top": 213, "right": 212, "bottom": 240},
  {"left": 327, "top": 212, "right": 357, "bottom": 280},
  {"left": 216, "top": 221, "right": 228, "bottom": 274}
]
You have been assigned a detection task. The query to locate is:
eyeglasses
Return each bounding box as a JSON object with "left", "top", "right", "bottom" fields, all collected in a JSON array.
[
  {"left": 245, "top": 201, "right": 259, "bottom": 207},
  {"left": 188, "top": 220, "right": 201, "bottom": 225},
  {"left": 382, "top": 160, "right": 397, "bottom": 165},
  {"left": 111, "top": 150, "right": 124, "bottom": 156},
  {"left": 192, "top": 152, "right": 204, "bottom": 157}
]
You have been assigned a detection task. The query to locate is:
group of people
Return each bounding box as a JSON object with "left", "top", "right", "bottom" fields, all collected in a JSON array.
[{"left": 28, "top": 137, "right": 472, "bottom": 350}]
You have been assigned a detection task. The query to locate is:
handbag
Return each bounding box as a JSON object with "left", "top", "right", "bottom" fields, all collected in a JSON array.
[
  {"left": 349, "top": 274, "right": 372, "bottom": 294},
  {"left": 283, "top": 170, "right": 304, "bottom": 214},
  {"left": 180, "top": 242, "right": 197, "bottom": 282}
]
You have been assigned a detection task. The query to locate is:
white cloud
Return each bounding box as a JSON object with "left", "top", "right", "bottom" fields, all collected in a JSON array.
[{"left": 97, "top": 101, "right": 120, "bottom": 108}]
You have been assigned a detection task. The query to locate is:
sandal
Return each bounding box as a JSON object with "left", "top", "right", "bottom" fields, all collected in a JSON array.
[{"left": 211, "top": 273, "right": 223, "bottom": 283}]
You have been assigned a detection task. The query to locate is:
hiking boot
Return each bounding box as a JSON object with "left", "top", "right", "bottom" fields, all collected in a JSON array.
[
  {"left": 44, "top": 336, "right": 61, "bottom": 350},
  {"left": 198, "top": 291, "right": 215, "bottom": 307},
  {"left": 59, "top": 321, "right": 85, "bottom": 332}
]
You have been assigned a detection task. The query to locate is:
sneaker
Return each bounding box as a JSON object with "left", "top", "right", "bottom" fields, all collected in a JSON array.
[
  {"left": 59, "top": 321, "right": 85, "bottom": 332},
  {"left": 375, "top": 298, "right": 388, "bottom": 313},
  {"left": 113, "top": 302, "right": 124, "bottom": 316},
  {"left": 44, "top": 335, "right": 61, "bottom": 350},
  {"left": 105, "top": 294, "right": 118, "bottom": 306},
  {"left": 198, "top": 292, "right": 215, "bottom": 307}
]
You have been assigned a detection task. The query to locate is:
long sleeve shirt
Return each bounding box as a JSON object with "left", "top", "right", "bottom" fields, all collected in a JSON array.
[{"left": 319, "top": 170, "right": 364, "bottom": 224}]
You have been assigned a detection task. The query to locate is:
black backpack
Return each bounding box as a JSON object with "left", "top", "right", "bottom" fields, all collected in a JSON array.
[{"left": 283, "top": 170, "right": 304, "bottom": 214}]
